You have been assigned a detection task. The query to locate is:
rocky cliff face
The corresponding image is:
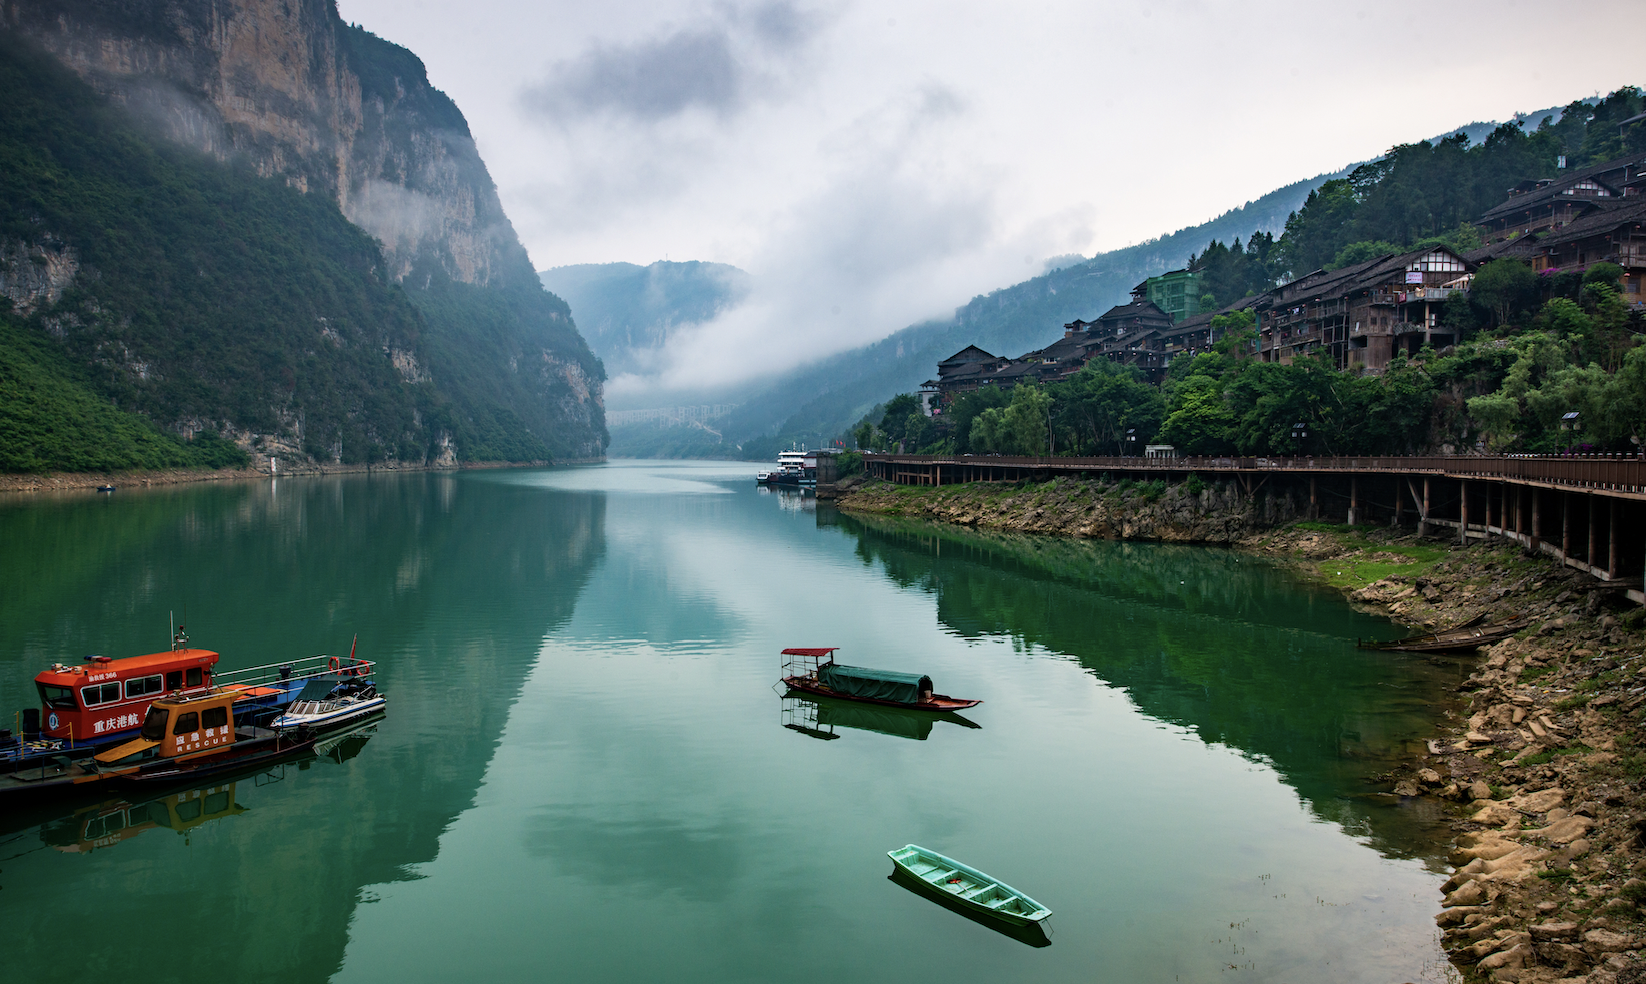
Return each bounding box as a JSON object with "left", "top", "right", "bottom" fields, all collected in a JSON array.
[
  {"left": 3, "top": 0, "right": 516, "bottom": 289},
  {"left": 0, "top": 0, "right": 605, "bottom": 461}
]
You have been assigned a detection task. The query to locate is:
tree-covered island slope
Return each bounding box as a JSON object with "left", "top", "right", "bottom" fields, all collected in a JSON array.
[
  {"left": 850, "top": 87, "right": 1646, "bottom": 462},
  {"left": 0, "top": 0, "right": 606, "bottom": 474}
]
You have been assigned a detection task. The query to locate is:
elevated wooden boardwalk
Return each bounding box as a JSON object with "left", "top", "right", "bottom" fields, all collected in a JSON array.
[{"left": 860, "top": 453, "right": 1646, "bottom": 603}]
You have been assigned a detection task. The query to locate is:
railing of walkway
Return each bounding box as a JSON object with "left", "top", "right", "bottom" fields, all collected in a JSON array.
[{"left": 862, "top": 453, "right": 1646, "bottom": 494}]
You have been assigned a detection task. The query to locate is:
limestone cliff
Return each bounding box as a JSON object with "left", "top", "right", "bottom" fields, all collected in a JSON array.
[{"left": 0, "top": 0, "right": 605, "bottom": 461}]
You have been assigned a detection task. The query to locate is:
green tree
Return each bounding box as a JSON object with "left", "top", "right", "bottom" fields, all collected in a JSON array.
[
  {"left": 1049, "top": 361, "right": 1165, "bottom": 454},
  {"left": 1472, "top": 259, "right": 1540, "bottom": 327}
]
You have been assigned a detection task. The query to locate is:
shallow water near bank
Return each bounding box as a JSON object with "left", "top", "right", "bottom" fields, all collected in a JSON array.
[{"left": 0, "top": 461, "right": 1464, "bottom": 983}]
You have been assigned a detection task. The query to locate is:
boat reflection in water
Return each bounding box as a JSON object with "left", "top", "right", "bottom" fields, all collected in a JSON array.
[
  {"left": 42, "top": 779, "right": 251, "bottom": 854},
  {"left": 780, "top": 695, "right": 980, "bottom": 741},
  {"left": 885, "top": 867, "right": 1052, "bottom": 948},
  {"left": 20, "top": 717, "right": 382, "bottom": 855}
]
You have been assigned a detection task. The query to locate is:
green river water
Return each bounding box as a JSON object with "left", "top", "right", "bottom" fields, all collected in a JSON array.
[{"left": 0, "top": 461, "right": 1465, "bottom": 982}]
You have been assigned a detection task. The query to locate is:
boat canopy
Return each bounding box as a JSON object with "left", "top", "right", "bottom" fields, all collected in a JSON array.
[
  {"left": 293, "top": 675, "right": 347, "bottom": 702},
  {"left": 817, "top": 664, "right": 932, "bottom": 704}
]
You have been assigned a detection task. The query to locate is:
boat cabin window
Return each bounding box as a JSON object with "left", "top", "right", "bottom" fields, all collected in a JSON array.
[
  {"left": 37, "top": 684, "right": 79, "bottom": 710},
  {"left": 165, "top": 671, "right": 181, "bottom": 691},
  {"left": 175, "top": 798, "right": 202, "bottom": 823},
  {"left": 172, "top": 712, "right": 199, "bottom": 736},
  {"left": 140, "top": 706, "right": 168, "bottom": 742},
  {"left": 185, "top": 668, "right": 203, "bottom": 688},
  {"left": 81, "top": 682, "right": 121, "bottom": 707},
  {"left": 202, "top": 706, "right": 228, "bottom": 729},
  {"left": 125, "top": 675, "right": 163, "bottom": 699}
]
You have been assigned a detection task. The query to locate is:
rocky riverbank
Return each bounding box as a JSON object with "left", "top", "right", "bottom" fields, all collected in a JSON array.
[
  {"left": 837, "top": 475, "right": 1646, "bottom": 983},
  {"left": 0, "top": 458, "right": 589, "bottom": 495}
]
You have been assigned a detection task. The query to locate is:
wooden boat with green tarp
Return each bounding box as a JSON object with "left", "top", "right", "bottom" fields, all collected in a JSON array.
[
  {"left": 779, "top": 648, "right": 981, "bottom": 711},
  {"left": 887, "top": 844, "right": 1052, "bottom": 927}
]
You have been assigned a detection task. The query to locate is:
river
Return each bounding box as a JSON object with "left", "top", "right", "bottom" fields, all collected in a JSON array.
[{"left": 0, "top": 460, "right": 1463, "bottom": 982}]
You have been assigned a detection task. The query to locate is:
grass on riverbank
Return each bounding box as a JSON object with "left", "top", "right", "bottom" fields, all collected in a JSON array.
[{"left": 1284, "top": 522, "right": 1449, "bottom": 592}]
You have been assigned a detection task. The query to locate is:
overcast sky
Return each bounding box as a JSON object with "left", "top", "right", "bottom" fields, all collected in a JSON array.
[{"left": 336, "top": 0, "right": 1641, "bottom": 404}]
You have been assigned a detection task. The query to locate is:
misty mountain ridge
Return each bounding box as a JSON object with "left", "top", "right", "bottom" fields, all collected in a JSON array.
[
  {"left": 660, "top": 101, "right": 1584, "bottom": 454},
  {"left": 539, "top": 260, "right": 750, "bottom": 390}
]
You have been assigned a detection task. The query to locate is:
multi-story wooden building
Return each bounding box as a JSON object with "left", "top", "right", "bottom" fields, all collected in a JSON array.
[
  {"left": 1476, "top": 154, "right": 1646, "bottom": 245},
  {"left": 1253, "top": 247, "right": 1473, "bottom": 369}
]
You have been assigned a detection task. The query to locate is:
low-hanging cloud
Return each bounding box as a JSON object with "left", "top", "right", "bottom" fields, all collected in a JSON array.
[
  {"left": 520, "top": 2, "right": 818, "bottom": 122},
  {"left": 601, "top": 82, "right": 1097, "bottom": 405}
]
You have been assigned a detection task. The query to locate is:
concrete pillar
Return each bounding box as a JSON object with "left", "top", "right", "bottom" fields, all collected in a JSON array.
[
  {"left": 1531, "top": 488, "right": 1541, "bottom": 552},
  {"left": 1420, "top": 477, "right": 1431, "bottom": 537},
  {"left": 1609, "top": 498, "right": 1619, "bottom": 578},
  {"left": 1459, "top": 478, "right": 1469, "bottom": 544},
  {"left": 1348, "top": 476, "right": 1359, "bottom": 526},
  {"left": 1563, "top": 493, "right": 1571, "bottom": 560},
  {"left": 1309, "top": 475, "right": 1317, "bottom": 520},
  {"left": 1589, "top": 496, "right": 1598, "bottom": 567},
  {"left": 1393, "top": 478, "right": 1403, "bottom": 527}
]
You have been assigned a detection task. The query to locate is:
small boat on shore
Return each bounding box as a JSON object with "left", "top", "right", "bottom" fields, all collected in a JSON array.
[
  {"left": 1357, "top": 617, "right": 1532, "bottom": 654},
  {"left": 887, "top": 845, "right": 1052, "bottom": 927},
  {"left": 780, "top": 648, "right": 981, "bottom": 711}
]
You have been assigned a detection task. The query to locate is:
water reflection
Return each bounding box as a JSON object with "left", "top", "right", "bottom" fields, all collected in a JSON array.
[
  {"left": 0, "top": 472, "right": 607, "bottom": 981},
  {"left": 780, "top": 695, "right": 981, "bottom": 741},
  {"left": 830, "top": 508, "right": 1464, "bottom": 865},
  {"left": 757, "top": 484, "right": 816, "bottom": 513}
]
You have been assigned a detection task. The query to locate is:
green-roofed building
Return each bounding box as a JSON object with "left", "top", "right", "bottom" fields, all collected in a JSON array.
[{"left": 1142, "top": 268, "right": 1205, "bottom": 323}]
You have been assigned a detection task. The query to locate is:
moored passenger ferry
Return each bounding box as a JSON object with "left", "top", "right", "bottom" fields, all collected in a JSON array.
[{"left": 33, "top": 647, "right": 219, "bottom": 744}]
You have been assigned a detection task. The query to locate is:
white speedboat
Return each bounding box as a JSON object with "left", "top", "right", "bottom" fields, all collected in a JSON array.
[{"left": 270, "top": 677, "right": 386, "bottom": 732}]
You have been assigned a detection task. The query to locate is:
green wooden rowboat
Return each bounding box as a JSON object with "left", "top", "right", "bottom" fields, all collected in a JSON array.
[{"left": 887, "top": 845, "right": 1051, "bottom": 926}]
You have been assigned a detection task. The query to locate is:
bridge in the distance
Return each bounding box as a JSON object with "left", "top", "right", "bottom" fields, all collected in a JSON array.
[{"left": 858, "top": 452, "right": 1646, "bottom": 602}]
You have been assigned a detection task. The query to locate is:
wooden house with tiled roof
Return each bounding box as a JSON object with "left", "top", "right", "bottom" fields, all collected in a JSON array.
[
  {"left": 1477, "top": 154, "right": 1646, "bottom": 245},
  {"left": 1253, "top": 246, "right": 1474, "bottom": 370}
]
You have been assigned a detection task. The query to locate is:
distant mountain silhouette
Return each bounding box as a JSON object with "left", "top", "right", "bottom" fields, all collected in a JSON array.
[{"left": 539, "top": 261, "right": 751, "bottom": 380}]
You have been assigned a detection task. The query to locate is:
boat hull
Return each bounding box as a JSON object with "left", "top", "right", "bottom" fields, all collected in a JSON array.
[
  {"left": 782, "top": 676, "right": 980, "bottom": 711},
  {"left": 0, "top": 729, "right": 318, "bottom": 802},
  {"left": 887, "top": 845, "right": 1050, "bottom": 926}
]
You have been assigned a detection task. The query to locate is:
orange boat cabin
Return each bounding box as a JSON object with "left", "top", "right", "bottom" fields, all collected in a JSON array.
[
  {"left": 34, "top": 649, "right": 219, "bottom": 743},
  {"left": 95, "top": 690, "right": 239, "bottom": 766}
]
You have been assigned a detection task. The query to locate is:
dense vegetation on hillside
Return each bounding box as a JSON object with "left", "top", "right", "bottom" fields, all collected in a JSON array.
[
  {"left": 852, "top": 87, "right": 1646, "bottom": 459},
  {"left": 856, "top": 267, "right": 1641, "bottom": 458},
  {"left": 0, "top": 30, "right": 602, "bottom": 472},
  {"left": 0, "top": 311, "right": 247, "bottom": 472}
]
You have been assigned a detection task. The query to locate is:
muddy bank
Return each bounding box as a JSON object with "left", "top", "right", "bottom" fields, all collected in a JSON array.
[{"left": 838, "top": 475, "right": 1646, "bottom": 983}]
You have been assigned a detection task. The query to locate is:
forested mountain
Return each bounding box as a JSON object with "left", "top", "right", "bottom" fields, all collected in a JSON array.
[
  {"left": 683, "top": 108, "right": 1578, "bottom": 456},
  {"left": 539, "top": 261, "right": 749, "bottom": 382},
  {"left": 0, "top": 0, "right": 605, "bottom": 471}
]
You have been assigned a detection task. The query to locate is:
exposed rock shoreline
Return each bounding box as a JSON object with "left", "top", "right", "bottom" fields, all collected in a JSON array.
[
  {"left": 837, "top": 475, "right": 1646, "bottom": 983},
  {"left": 0, "top": 458, "right": 597, "bottom": 495}
]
